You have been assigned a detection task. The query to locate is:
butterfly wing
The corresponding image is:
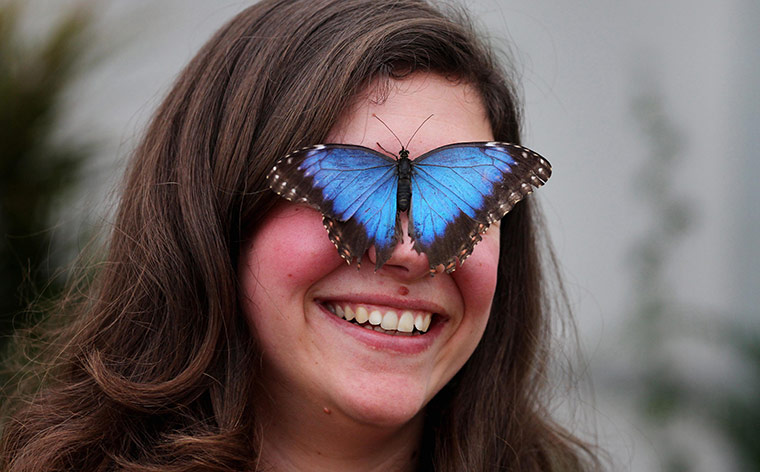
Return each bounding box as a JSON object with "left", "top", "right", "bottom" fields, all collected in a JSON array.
[
  {"left": 410, "top": 142, "right": 551, "bottom": 273},
  {"left": 267, "top": 144, "right": 402, "bottom": 268}
]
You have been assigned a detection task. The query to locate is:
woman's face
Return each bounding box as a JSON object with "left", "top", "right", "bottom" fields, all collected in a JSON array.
[{"left": 239, "top": 74, "right": 499, "bottom": 429}]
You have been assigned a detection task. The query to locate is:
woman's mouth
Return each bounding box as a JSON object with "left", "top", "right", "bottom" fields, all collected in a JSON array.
[{"left": 320, "top": 301, "right": 434, "bottom": 336}]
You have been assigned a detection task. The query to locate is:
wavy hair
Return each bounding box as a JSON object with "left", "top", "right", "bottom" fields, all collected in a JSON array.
[{"left": 1, "top": 0, "right": 598, "bottom": 470}]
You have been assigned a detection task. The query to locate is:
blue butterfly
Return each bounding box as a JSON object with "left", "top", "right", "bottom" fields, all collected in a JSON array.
[{"left": 267, "top": 140, "right": 551, "bottom": 274}]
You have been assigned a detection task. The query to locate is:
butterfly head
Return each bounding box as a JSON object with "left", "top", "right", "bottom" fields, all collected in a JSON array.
[{"left": 372, "top": 113, "right": 432, "bottom": 161}]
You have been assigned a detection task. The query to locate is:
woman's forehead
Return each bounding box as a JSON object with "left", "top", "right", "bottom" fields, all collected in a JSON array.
[{"left": 326, "top": 73, "right": 493, "bottom": 154}]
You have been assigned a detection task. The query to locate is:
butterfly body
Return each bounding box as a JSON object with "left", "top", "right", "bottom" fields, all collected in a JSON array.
[
  {"left": 395, "top": 156, "right": 412, "bottom": 212},
  {"left": 267, "top": 141, "right": 551, "bottom": 274}
]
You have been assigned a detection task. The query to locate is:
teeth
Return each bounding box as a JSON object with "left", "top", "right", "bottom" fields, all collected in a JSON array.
[
  {"left": 323, "top": 302, "right": 434, "bottom": 334},
  {"left": 355, "top": 306, "right": 369, "bottom": 324},
  {"left": 398, "top": 311, "right": 414, "bottom": 333},
  {"left": 368, "top": 310, "right": 383, "bottom": 326},
  {"left": 380, "top": 311, "right": 398, "bottom": 330},
  {"left": 414, "top": 314, "right": 425, "bottom": 331}
]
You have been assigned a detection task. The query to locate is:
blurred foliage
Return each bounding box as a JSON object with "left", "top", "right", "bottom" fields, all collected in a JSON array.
[
  {"left": 711, "top": 328, "right": 760, "bottom": 469},
  {"left": 0, "top": 2, "right": 93, "bottom": 356},
  {"left": 627, "top": 89, "right": 760, "bottom": 471}
]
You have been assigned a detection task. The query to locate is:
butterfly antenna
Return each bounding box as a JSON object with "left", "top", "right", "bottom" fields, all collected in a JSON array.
[
  {"left": 405, "top": 114, "right": 434, "bottom": 149},
  {"left": 372, "top": 114, "right": 404, "bottom": 150},
  {"left": 376, "top": 141, "right": 396, "bottom": 157}
]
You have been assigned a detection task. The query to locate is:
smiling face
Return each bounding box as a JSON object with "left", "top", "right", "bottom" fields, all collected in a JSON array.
[{"left": 239, "top": 74, "right": 499, "bottom": 432}]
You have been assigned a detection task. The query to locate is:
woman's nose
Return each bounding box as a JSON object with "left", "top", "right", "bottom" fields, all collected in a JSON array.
[{"left": 367, "top": 214, "right": 433, "bottom": 281}]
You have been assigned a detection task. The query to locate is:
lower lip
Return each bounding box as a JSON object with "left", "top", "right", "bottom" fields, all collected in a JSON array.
[{"left": 317, "top": 303, "right": 443, "bottom": 354}]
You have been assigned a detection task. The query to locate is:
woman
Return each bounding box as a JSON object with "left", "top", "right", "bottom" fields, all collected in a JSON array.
[{"left": 1, "top": 0, "right": 599, "bottom": 470}]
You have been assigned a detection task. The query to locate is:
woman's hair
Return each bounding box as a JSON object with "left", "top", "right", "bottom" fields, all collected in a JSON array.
[{"left": 1, "top": 0, "right": 598, "bottom": 470}]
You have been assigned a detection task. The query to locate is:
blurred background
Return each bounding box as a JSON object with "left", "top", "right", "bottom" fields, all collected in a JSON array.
[{"left": 1, "top": 1, "right": 757, "bottom": 470}]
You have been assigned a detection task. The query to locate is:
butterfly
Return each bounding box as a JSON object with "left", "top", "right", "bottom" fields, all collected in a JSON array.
[{"left": 266, "top": 127, "right": 551, "bottom": 275}]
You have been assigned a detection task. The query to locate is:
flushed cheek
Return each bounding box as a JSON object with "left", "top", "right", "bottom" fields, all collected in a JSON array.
[
  {"left": 246, "top": 203, "right": 345, "bottom": 291},
  {"left": 452, "top": 231, "right": 500, "bottom": 317}
]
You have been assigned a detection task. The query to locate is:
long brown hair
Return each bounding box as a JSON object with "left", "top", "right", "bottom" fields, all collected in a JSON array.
[{"left": 1, "top": 0, "right": 598, "bottom": 470}]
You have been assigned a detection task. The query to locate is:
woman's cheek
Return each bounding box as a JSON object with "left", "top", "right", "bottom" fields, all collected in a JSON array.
[
  {"left": 244, "top": 203, "right": 344, "bottom": 289},
  {"left": 451, "top": 228, "right": 500, "bottom": 315}
]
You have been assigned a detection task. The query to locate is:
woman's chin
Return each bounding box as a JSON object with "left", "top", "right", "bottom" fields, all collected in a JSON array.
[
  {"left": 337, "top": 399, "right": 425, "bottom": 430},
  {"left": 327, "top": 375, "right": 430, "bottom": 429}
]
